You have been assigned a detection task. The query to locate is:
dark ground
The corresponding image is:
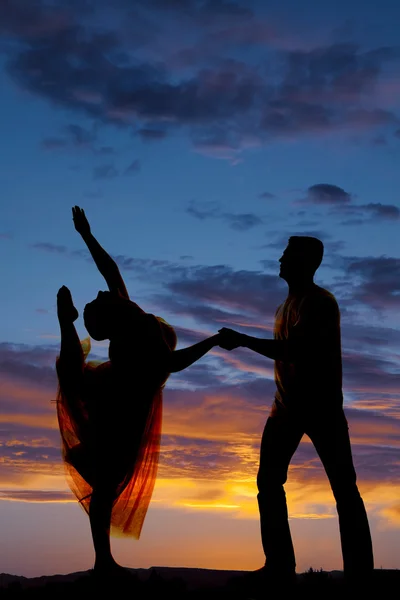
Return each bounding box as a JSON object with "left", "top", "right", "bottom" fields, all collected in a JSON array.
[{"left": 1, "top": 566, "right": 399, "bottom": 599}]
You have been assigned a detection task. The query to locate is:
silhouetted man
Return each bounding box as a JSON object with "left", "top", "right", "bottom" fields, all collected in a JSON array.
[{"left": 219, "top": 236, "right": 373, "bottom": 587}]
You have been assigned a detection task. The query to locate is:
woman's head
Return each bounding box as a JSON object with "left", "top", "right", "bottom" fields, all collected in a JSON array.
[
  {"left": 83, "top": 291, "right": 112, "bottom": 340},
  {"left": 83, "top": 291, "right": 136, "bottom": 341}
]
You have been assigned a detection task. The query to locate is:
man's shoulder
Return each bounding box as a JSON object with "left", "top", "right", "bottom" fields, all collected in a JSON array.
[
  {"left": 313, "top": 285, "right": 338, "bottom": 303},
  {"left": 301, "top": 285, "right": 340, "bottom": 314}
]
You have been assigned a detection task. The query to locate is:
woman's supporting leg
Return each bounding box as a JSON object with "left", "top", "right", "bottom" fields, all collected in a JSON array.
[{"left": 89, "top": 485, "right": 117, "bottom": 571}]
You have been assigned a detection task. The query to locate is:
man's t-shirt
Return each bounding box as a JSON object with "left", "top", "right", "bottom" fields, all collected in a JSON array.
[{"left": 273, "top": 284, "right": 343, "bottom": 411}]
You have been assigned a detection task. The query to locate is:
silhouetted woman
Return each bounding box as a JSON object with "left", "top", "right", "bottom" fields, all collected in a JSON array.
[{"left": 56, "top": 206, "right": 220, "bottom": 577}]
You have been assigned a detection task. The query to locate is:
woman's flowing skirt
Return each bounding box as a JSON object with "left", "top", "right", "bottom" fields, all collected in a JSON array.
[{"left": 56, "top": 332, "right": 169, "bottom": 539}]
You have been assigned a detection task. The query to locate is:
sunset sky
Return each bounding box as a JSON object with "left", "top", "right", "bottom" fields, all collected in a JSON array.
[{"left": 1, "top": 0, "right": 400, "bottom": 578}]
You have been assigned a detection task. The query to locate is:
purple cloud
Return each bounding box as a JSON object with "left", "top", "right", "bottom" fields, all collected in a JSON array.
[
  {"left": 223, "top": 212, "right": 263, "bottom": 231},
  {"left": 357, "top": 203, "right": 400, "bottom": 220},
  {"left": 124, "top": 159, "right": 141, "bottom": 175},
  {"left": 187, "top": 201, "right": 263, "bottom": 231},
  {"left": 1, "top": 2, "right": 399, "bottom": 159},
  {"left": 31, "top": 242, "right": 68, "bottom": 254},
  {"left": 298, "top": 184, "right": 399, "bottom": 224},
  {"left": 344, "top": 256, "right": 400, "bottom": 311},
  {"left": 0, "top": 490, "right": 72, "bottom": 502},
  {"left": 40, "top": 122, "right": 117, "bottom": 156},
  {"left": 137, "top": 128, "right": 167, "bottom": 141},
  {"left": 40, "top": 137, "right": 68, "bottom": 150},
  {"left": 187, "top": 200, "right": 221, "bottom": 220},
  {"left": 305, "top": 184, "right": 353, "bottom": 205},
  {"left": 92, "top": 164, "right": 119, "bottom": 180}
]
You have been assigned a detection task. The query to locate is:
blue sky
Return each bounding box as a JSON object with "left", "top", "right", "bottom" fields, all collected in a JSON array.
[{"left": 1, "top": 0, "right": 400, "bottom": 577}]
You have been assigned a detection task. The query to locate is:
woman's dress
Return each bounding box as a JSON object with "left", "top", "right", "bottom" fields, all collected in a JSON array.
[{"left": 56, "top": 313, "right": 176, "bottom": 539}]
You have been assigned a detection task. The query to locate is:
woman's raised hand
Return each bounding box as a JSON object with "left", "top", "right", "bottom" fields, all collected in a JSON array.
[{"left": 72, "top": 206, "right": 91, "bottom": 237}]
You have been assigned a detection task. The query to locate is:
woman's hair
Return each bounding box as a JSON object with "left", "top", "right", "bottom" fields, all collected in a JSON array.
[{"left": 157, "top": 317, "right": 177, "bottom": 351}]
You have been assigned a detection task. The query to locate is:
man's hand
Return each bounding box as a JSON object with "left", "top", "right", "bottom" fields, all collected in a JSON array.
[
  {"left": 72, "top": 206, "right": 91, "bottom": 237},
  {"left": 57, "top": 285, "right": 79, "bottom": 323},
  {"left": 218, "top": 327, "right": 244, "bottom": 351}
]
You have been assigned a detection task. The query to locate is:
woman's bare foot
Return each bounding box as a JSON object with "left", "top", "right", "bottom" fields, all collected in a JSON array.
[{"left": 57, "top": 285, "right": 79, "bottom": 323}]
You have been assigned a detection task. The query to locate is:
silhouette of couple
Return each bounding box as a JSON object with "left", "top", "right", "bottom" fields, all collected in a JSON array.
[{"left": 56, "top": 207, "right": 373, "bottom": 587}]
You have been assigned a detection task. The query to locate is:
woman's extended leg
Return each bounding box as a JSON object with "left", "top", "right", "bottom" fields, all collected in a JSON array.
[{"left": 56, "top": 286, "right": 83, "bottom": 398}]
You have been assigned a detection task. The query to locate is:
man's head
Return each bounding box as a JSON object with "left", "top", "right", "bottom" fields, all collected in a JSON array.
[{"left": 279, "top": 236, "right": 324, "bottom": 283}]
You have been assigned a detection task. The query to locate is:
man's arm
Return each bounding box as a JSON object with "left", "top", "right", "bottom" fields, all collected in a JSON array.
[
  {"left": 219, "top": 295, "right": 338, "bottom": 362},
  {"left": 219, "top": 328, "right": 288, "bottom": 361},
  {"left": 241, "top": 334, "right": 287, "bottom": 360}
]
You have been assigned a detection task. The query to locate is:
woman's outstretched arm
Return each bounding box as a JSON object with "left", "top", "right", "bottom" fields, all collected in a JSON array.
[
  {"left": 168, "top": 334, "right": 220, "bottom": 373},
  {"left": 72, "top": 206, "right": 129, "bottom": 299}
]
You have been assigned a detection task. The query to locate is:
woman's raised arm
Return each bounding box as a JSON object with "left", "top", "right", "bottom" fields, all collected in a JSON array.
[{"left": 72, "top": 206, "right": 129, "bottom": 299}]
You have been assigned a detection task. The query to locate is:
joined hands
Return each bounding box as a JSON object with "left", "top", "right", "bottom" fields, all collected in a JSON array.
[{"left": 218, "top": 327, "right": 245, "bottom": 351}]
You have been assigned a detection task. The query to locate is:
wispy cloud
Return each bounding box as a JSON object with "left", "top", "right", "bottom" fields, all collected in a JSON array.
[
  {"left": 187, "top": 200, "right": 264, "bottom": 231},
  {"left": 295, "top": 183, "right": 400, "bottom": 224},
  {"left": 92, "top": 163, "right": 119, "bottom": 180},
  {"left": 124, "top": 159, "right": 141, "bottom": 175},
  {"left": 2, "top": 2, "right": 399, "bottom": 161}
]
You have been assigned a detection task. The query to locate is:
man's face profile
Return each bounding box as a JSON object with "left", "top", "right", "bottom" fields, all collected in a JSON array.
[
  {"left": 279, "top": 243, "right": 309, "bottom": 282},
  {"left": 279, "top": 245, "right": 293, "bottom": 280}
]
